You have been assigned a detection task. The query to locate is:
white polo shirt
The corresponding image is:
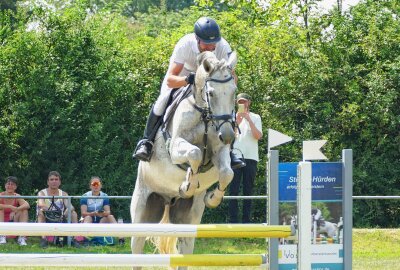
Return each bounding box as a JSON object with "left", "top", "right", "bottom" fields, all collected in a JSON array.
[
  {"left": 160, "top": 33, "right": 232, "bottom": 94},
  {"left": 233, "top": 112, "right": 262, "bottom": 162}
]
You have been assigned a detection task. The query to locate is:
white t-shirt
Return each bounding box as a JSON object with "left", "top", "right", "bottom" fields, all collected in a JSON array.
[
  {"left": 160, "top": 33, "right": 232, "bottom": 94},
  {"left": 233, "top": 112, "right": 262, "bottom": 162}
]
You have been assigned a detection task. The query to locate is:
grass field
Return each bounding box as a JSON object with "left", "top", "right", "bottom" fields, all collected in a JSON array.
[{"left": 0, "top": 229, "right": 399, "bottom": 269}]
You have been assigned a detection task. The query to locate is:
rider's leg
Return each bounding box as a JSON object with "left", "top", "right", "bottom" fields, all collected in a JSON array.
[
  {"left": 133, "top": 93, "right": 168, "bottom": 162},
  {"left": 132, "top": 108, "right": 162, "bottom": 161}
]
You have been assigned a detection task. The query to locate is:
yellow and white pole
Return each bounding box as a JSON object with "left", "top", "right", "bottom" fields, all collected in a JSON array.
[
  {"left": 0, "top": 223, "right": 293, "bottom": 238},
  {"left": 0, "top": 254, "right": 266, "bottom": 267}
]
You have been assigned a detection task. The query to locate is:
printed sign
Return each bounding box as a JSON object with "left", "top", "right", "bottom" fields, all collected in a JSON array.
[
  {"left": 278, "top": 162, "right": 344, "bottom": 270},
  {"left": 279, "top": 162, "right": 343, "bottom": 202},
  {"left": 279, "top": 244, "right": 343, "bottom": 270}
]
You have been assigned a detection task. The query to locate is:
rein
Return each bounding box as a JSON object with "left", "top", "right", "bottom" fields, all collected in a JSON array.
[
  {"left": 163, "top": 71, "right": 236, "bottom": 174},
  {"left": 190, "top": 73, "right": 236, "bottom": 172},
  {"left": 197, "top": 74, "right": 236, "bottom": 132}
]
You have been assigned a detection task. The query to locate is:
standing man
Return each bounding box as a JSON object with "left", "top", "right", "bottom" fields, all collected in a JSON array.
[
  {"left": 229, "top": 93, "right": 262, "bottom": 223},
  {"left": 132, "top": 16, "right": 245, "bottom": 169}
]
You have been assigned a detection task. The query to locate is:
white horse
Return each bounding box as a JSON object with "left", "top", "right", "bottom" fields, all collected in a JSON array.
[
  {"left": 130, "top": 51, "right": 238, "bottom": 270},
  {"left": 317, "top": 220, "right": 338, "bottom": 238},
  {"left": 290, "top": 215, "right": 338, "bottom": 239}
]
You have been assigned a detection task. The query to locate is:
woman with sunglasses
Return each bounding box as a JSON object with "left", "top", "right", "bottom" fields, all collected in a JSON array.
[{"left": 80, "top": 176, "right": 117, "bottom": 224}]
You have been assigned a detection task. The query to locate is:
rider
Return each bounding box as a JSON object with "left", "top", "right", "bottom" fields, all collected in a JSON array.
[
  {"left": 312, "top": 208, "right": 323, "bottom": 228},
  {"left": 132, "top": 16, "right": 245, "bottom": 169}
]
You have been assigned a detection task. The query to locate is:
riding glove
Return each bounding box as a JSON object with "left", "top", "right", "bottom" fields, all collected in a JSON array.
[{"left": 186, "top": 72, "right": 195, "bottom": 85}]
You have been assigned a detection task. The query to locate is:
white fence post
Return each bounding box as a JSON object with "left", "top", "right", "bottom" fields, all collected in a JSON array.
[{"left": 297, "top": 161, "right": 312, "bottom": 270}]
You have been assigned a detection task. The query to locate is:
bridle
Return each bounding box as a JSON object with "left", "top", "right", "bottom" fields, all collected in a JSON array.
[
  {"left": 193, "top": 74, "right": 236, "bottom": 133},
  {"left": 189, "top": 71, "right": 237, "bottom": 173},
  {"left": 163, "top": 67, "right": 237, "bottom": 174}
]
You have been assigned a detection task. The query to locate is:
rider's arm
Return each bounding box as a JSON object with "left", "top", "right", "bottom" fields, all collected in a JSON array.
[{"left": 166, "top": 62, "right": 189, "bottom": 88}]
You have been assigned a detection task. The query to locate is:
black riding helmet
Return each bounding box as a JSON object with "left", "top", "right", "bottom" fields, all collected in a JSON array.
[{"left": 194, "top": 17, "right": 221, "bottom": 44}]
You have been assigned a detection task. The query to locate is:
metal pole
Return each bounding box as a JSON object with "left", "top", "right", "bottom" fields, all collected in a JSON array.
[
  {"left": 67, "top": 196, "right": 72, "bottom": 247},
  {"left": 267, "top": 150, "right": 279, "bottom": 270},
  {"left": 343, "top": 149, "right": 353, "bottom": 270}
]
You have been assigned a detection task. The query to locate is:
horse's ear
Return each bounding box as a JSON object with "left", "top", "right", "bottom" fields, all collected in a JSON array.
[
  {"left": 227, "top": 51, "right": 238, "bottom": 69},
  {"left": 197, "top": 51, "right": 215, "bottom": 73},
  {"left": 203, "top": 58, "right": 214, "bottom": 74}
]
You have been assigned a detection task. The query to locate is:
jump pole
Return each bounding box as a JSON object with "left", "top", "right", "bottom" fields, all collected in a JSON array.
[
  {"left": 0, "top": 223, "right": 294, "bottom": 238},
  {"left": 0, "top": 254, "right": 267, "bottom": 267}
]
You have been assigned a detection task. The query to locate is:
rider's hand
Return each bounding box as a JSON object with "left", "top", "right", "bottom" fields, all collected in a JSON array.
[{"left": 185, "top": 72, "right": 195, "bottom": 85}]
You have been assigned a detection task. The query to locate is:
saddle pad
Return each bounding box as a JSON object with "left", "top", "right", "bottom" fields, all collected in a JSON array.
[{"left": 162, "top": 85, "right": 192, "bottom": 125}]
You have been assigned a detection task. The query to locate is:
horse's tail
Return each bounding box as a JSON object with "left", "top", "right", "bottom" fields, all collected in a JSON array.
[{"left": 149, "top": 203, "right": 178, "bottom": 254}]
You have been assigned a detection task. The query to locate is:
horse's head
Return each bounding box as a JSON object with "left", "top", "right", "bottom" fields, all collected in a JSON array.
[
  {"left": 290, "top": 215, "right": 297, "bottom": 224},
  {"left": 194, "top": 51, "right": 238, "bottom": 145}
]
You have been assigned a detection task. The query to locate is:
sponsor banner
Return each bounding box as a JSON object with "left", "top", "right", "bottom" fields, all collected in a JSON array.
[
  {"left": 279, "top": 162, "right": 343, "bottom": 202},
  {"left": 279, "top": 244, "right": 343, "bottom": 270}
]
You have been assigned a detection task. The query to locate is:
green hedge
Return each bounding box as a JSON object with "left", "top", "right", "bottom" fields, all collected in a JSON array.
[{"left": 0, "top": 0, "right": 399, "bottom": 226}]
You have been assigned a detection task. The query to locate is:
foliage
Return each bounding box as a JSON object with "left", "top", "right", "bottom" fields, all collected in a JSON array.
[{"left": 0, "top": 0, "right": 399, "bottom": 226}]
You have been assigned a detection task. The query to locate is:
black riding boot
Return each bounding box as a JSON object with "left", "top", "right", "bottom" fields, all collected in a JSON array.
[
  {"left": 230, "top": 151, "right": 246, "bottom": 169},
  {"left": 132, "top": 109, "right": 162, "bottom": 162}
]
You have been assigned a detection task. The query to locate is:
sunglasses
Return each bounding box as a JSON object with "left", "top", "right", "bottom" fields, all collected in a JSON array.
[{"left": 91, "top": 181, "right": 101, "bottom": 187}]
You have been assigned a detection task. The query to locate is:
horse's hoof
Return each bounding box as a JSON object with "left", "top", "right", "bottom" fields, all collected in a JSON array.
[
  {"left": 204, "top": 191, "right": 223, "bottom": 208},
  {"left": 179, "top": 184, "right": 194, "bottom": 199}
]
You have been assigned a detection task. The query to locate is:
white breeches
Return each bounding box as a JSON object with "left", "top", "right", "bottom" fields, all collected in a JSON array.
[{"left": 153, "top": 90, "right": 171, "bottom": 116}]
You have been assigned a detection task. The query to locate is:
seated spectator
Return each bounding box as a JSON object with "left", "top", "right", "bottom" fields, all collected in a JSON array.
[
  {"left": 81, "top": 176, "right": 117, "bottom": 224},
  {"left": 37, "top": 171, "right": 79, "bottom": 248},
  {"left": 81, "top": 176, "right": 124, "bottom": 244},
  {"left": 0, "top": 176, "right": 30, "bottom": 246}
]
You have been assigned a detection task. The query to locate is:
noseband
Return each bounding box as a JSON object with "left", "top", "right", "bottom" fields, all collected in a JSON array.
[{"left": 193, "top": 74, "right": 236, "bottom": 133}]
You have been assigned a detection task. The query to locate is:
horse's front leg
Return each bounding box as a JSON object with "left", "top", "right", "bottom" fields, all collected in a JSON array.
[
  {"left": 170, "top": 137, "right": 202, "bottom": 198},
  {"left": 204, "top": 145, "right": 233, "bottom": 208}
]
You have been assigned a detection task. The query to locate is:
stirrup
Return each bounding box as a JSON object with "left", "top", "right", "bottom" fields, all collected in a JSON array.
[
  {"left": 230, "top": 152, "right": 246, "bottom": 169},
  {"left": 132, "top": 139, "right": 154, "bottom": 162}
]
